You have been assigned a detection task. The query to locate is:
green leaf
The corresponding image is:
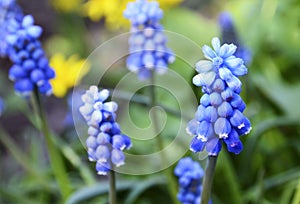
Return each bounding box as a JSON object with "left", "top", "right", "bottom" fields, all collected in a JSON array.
[
  {"left": 292, "top": 178, "right": 300, "bottom": 204},
  {"left": 245, "top": 167, "right": 300, "bottom": 202},
  {"left": 240, "top": 116, "right": 300, "bottom": 180},
  {"left": 280, "top": 182, "right": 296, "bottom": 204},
  {"left": 254, "top": 77, "right": 300, "bottom": 117},
  {"left": 0, "top": 186, "right": 41, "bottom": 204},
  {"left": 252, "top": 69, "right": 300, "bottom": 118},
  {"left": 124, "top": 176, "right": 166, "bottom": 204},
  {"left": 163, "top": 8, "right": 218, "bottom": 47},
  {"left": 217, "top": 152, "right": 243, "bottom": 204},
  {"left": 65, "top": 180, "right": 135, "bottom": 204},
  {"left": 264, "top": 167, "right": 300, "bottom": 189},
  {"left": 0, "top": 127, "right": 51, "bottom": 189}
]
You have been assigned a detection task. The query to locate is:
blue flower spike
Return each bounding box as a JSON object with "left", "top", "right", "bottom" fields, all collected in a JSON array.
[
  {"left": 187, "top": 37, "right": 251, "bottom": 156},
  {"left": 175, "top": 157, "right": 209, "bottom": 204},
  {"left": 124, "top": 0, "right": 175, "bottom": 80},
  {"left": 80, "top": 86, "right": 132, "bottom": 175},
  {"left": 1, "top": 0, "right": 55, "bottom": 97}
]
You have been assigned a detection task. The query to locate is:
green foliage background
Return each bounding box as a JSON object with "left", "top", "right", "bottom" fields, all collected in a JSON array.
[{"left": 0, "top": 0, "right": 300, "bottom": 203}]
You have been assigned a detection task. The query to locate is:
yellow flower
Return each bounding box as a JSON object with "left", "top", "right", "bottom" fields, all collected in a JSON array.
[
  {"left": 156, "top": 0, "right": 182, "bottom": 8},
  {"left": 50, "top": 53, "right": 90, "bottom": 98},
  {"left": 50, "top": 0, "right": 83, "bottom": 12},
  {"left": 81, "top": 0, "right": 182, "bottom": 30}
]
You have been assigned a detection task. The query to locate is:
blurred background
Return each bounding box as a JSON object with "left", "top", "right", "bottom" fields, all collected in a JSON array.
[{"left": 1, "top": 0, "right": 300, "bottom": 203}]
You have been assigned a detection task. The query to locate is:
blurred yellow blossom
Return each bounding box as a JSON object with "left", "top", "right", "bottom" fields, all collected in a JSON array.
[
  {"left": 82, "top": 0, "right": 182, "bottom": 30},
  {"left": 50, "top": 0, "right": 83, "bottom": 12},
  {"left": 156, "top": 0, "right": 183, "bottom": 8},
  {"left": 50, "top": 53, "right": 90, "bottom": 98}
]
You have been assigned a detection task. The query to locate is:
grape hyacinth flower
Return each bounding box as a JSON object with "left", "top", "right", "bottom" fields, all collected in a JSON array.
[
  {"left": 5, "top": 14, "right": 55, "bottom": 96},
  {"left": 79, "top": 86, "right": 131, "bottom": 175},
  {"left": 124, "top": 0, "right": 175, "bottom": 80},
  {"left": 0, "top": 0, "right": 23, "bottom": 57},
  {"left": 218, "top": 12, "right": 252, "bottom": 64},
  {"left": 187, "top": 37, "right": 251, "bottom": 156},
  {"left": 174, "top": 157, "right": 205, "bottom": 204}
]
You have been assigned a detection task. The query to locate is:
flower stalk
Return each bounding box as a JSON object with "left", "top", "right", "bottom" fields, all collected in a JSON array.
[
  {"left": 109, "top": 170, "right": 117, "bottom": 204},
  {"left": 149, "top": 72, "right": 179, "bottom": 204},
  {"left": 33, "top": 89, "right": 72, "bottom": 201},
  {"left": 201, "top": 156, "right": 218, "bottom": 204}
]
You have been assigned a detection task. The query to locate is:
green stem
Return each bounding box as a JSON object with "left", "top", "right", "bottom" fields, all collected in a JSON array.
[
  {"left": 56, "top": 136, "right": 95, "bottom": 185},
  {"left": 149, "top": 73, "right": 164, "bottom": 151},
  {"left": 149, "top": 72, "right": 179, "bottom": 204},
  {"left": 201, "top": 156, "right": 218, "bottom": 204},
  {"left": 111, "top": 89, "right": 190, "bottom": 120},
  {"left": 19, "top": 100, "right": 95, "bottom": 186},
  {"left": 32, "top": 91, "right": 72, "bottom": 201},
  {"left": 109, "top": 170, "right": 117, "bottom": 204}
]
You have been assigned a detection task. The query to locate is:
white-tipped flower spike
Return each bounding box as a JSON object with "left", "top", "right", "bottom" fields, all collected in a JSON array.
[
  {"left": 80, "top": 86, "right": 132, "bottom": 175},
  {"left": 187, "top": 37, "right": 251, "bottom": 156}
]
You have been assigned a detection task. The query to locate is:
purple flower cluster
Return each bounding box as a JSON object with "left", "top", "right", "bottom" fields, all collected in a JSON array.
[
  {"left": 187, "top": 37, "right": 251, "bottom": 156},
  {"left": 1, "top": 1, "right": 55, "bottom": 96},
  {"left": 79, "top": 86, "right": 131, "bottom": 175},
  {"left": 124, "top": 0, "right": 175, "bottom": 80},
  {"left": 174, "top": 157, "right": 204, "bottom": 204}
]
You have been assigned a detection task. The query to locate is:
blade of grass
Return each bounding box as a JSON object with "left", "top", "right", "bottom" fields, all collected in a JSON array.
[
  {"left": 240, "top": 116, "right": 300, "bottom": 180},
  {"left": 124, "top": 176, "right": 166, "bottom": 204},
  {"left": 32, "top": 91, "right": 72, "bottom": 201},
  {"left": 245, "top": 167, "right": 300, "bottom": 202},
  {"left": 55, "top": 136, "right": 95, "bottom": 185},
  {"left": 19, "top": 95, "right": 95, "bottom": 186},
  {"left": 0, "top": 126, "right": 51, "bottom": 190},
  {"left": 66, "top": 180, "right": 135, "bottom": 204},
  {"left": 149, "top": 72, "right": 180, "bottom": 204},
  {"left": 0, "top": 186, "right": 42, "bottom": 204},
  {"left": 218, "top": 152, "right": 243, "bottom": 203}
]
